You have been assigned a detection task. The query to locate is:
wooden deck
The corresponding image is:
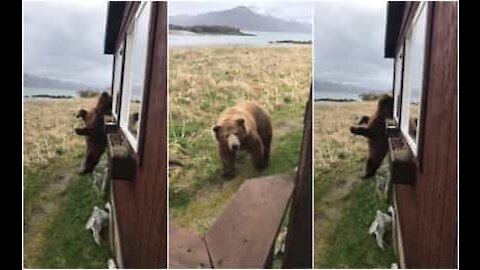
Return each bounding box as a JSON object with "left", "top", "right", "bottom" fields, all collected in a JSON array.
[
  {"left": 169, "top": 226, "right": 211, "bottom": 269},
  {"left": 169, "top": 174, "right": 295, "bottom": 268}
]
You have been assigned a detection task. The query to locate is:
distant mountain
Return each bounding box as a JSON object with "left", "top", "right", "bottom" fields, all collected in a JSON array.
[
  {"left": 24, "top": 73, "right": 98, "bottom": 90},
  {"left": 314, "top": 79, "right": 380, "bottom": 94},
  {"left": 169, "top": 6, "right": 311, "bottom": 33}
]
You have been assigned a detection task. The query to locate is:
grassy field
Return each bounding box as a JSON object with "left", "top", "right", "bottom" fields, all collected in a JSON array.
[
  {"left": 24, "top": 98, "right": 112, "bottom": 268},
  {"left": 168, "top": 46, "right": 312, "bottom": 236},
  {"left": 314, "top": 101, "right": 397, "bottom": 268}
]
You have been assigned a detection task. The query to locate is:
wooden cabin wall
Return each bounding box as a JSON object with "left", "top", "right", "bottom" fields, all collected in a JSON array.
[
  {"left": 282, "top": 87, "right": 312, "bottom": 268},
  {"left": 394, "top": 2, "right": 457, "bottom": 268},
  {"left": 111, "top": 2, "right": 167, "bottom": 268}
]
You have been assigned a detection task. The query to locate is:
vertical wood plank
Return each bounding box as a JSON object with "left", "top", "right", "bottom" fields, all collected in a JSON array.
[{"left": 282, "top": 86, "right": 313, "bottom": 268}]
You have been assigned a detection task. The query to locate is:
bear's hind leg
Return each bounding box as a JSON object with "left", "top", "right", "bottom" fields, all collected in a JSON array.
[
  {"left": 262, "top": 134, "right": 272, "bottom": 167},
  {"left": 250, "top": 136, "right": 266, "bottom": 171},
  {"left": 363, "top": 158, "right": 380, "bottom": 179},
  {"left": 80, "top": 152, "right": 101, "bottom": 175}
]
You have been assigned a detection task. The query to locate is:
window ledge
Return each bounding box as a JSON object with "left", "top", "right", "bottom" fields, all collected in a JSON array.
[
  {"left": 386, "top": 118, "right": 416, "bottom": 185},
  {"left": 107, "top": 133, "right": 136, "bottom": 181}
]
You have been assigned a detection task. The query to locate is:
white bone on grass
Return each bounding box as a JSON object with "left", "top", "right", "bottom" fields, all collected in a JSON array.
[
  {"left": 369, "top": 209, "right": 393, "bottom": 250},
  {"left": 86, "top": 204, "right": 110, "bottom": 245}
]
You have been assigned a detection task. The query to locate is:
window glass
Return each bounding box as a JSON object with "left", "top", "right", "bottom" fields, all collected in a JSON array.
[
  {"left": 127, "top": 3, "right": 151, "bottom": 138},
  {"left": 408, "top": 4, "right": 428, "bottom": 142},
  {"left": 112, "top": 43, "right": 124, "bottom": 118},
  {"left": 393, "top": 47, "right": 404, "bottom": 122}
]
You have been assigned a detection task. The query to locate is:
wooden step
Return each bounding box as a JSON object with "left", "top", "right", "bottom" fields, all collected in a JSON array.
[
  {"left": 204, "top": 174, "right": 295, "bottom": 268},
  {"left": 169, "top": 225, "right": 212, "bottom": 268}
]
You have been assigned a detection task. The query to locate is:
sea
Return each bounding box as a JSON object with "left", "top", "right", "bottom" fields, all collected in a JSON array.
[
  {"left": 24, "top": 87, "right": 80, "bottom": 98},
  {"left": 314, "top": 90, "right": 361, "bottom": 101},
  {"left": 314, "top": 88, "right": 421, "bottom": 103},
  {"left": 169, "top": 30, "right": 312, "bottom": 47}
]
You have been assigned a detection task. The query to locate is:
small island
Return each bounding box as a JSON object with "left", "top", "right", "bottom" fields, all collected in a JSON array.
[
  {"left": 269, "top": 40, "right": 312, "bottom": 45},
  {"left": 169, "top": 24, "right": 255, "bottom": 36},
  {"left": 315, "top": 98, "right": 357, "bottom": 102}
]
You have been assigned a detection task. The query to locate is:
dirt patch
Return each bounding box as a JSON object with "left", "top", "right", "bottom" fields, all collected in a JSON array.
[
  {"left": 274, "top": 119, "right": 302, "bottom": 138},
  {"left": 314, "top": 175, "right": 362, "bottom": 262},
  {"left": 24, "top": 171, "right": 78, "bottom": 268}
]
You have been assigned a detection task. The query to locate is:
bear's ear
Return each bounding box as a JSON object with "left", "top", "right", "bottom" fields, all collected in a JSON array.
[
  {"left": 236, "top": 118, "right": 245, "bottom": 127},
  {"left": 213, "top": 125, "right": 221, "bottom": 134}
]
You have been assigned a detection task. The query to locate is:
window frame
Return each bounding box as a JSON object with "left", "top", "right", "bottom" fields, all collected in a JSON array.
[
  {"left": 118, "top": 2, "right": 152, "bottom": 153},
  {"left": 397, "top": 2, "right": 430, "bottom": 158},
  {"left": 112, "top": 41, "right": 125, "bottom": 120},
  {"left": 393, "top": 44, "right": 405, "bottom": 123}
]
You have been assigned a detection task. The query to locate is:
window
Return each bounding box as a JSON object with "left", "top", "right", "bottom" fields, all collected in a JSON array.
[
  {"left": 112, "top": 42, "right": 125, "bottom": 119},
  {"left": 393, "top": 46, "right": 404, "bottom": 122},
  {"left": 118, "top": 2, "right": 152, "bottom": 152},
  {"left": 398, "top": 2, "right": 428, "bottom": 156}
]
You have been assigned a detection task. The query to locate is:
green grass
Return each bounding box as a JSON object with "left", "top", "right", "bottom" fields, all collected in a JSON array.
[
  {"left": 317, "top": 166, "right": 396, "bottom": 268},
  {"left": 24, "top": 150, "right": 111, "bottom": 268},
  {"left": 38, "top": 167, "right": 112, "bottom": 268}
]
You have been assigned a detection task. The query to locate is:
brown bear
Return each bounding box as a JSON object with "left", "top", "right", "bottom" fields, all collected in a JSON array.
[
  {"left": 350, "top": 94, "right": 393, "bottom": 178},
  {"left": 75, "top": 92, "right": 112, "bottom": 175},
  {"left": 213, "top": 101, "right": 272, "bottom": 178}
]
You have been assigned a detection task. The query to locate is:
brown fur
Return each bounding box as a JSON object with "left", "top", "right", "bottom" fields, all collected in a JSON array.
[
  {"left": 75, "top": 92, "right": 112, "bottom": 175},
  {"left": 213, "top": 101, "right": 272, "bottom": 178},
  {"left": 350, "top": 94, "right": 393, "bottom": 178}
]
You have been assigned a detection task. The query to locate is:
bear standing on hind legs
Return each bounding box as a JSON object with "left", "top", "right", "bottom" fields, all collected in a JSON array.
[
  {"left": 75, "top": 92, "right": 112, "bottom": 175},
  {"left": 213, "top": 101, "right": 272, "bottom": 178},
  {"left": 350, "top": 94, "right": 393, "bottom": 179}
]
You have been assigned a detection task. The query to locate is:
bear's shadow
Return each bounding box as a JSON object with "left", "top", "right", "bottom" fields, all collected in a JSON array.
[{"left": 208, "top": 151, "right": 260, "bottom": 185}]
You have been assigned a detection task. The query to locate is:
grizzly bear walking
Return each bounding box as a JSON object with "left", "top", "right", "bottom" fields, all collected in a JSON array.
[
  {"left": 75, "top": 92, "right": 112, "bottom": 175},
  {"left": 213, "top": 101, "right": 272, "bottom": 178},
  {"left": 350, "top": 94, "right": 393, "bottom": 178}
]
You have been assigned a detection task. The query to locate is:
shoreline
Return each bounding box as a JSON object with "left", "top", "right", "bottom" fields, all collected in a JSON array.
[
  {"left": 314, "top": 98, "right": 358, "bottom": 103},
  {"left": 24, "top": 95, "right": 76, "bottom": 99},
  {"left": 169, "top": 29, "right": 255, "bottom": 36}
]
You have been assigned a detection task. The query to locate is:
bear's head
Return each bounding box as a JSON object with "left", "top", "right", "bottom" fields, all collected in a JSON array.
[
  {"left": 76, "top": 109, "right": 88, "bottom": 120},
  {"left": 213, "top": 118, "right": 247, "bottom": 152},
  {"left": 377, "top": 94, "right": 393, "bottom": 118}
]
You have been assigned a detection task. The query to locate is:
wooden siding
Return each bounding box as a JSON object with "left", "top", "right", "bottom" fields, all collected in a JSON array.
[
  {"left": 111, "top": 2, "right": 167, "bottom": 268},
  {"left": 394, "top": 2, "right": 457, "bottom": 268},
  {"left": 282, "top": 86, "right": 313, "bottom": 268}
]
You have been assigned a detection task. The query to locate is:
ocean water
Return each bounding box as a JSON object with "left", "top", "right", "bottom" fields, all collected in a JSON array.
[
  {"left": 169, "top": 30, "right": 312, "bottom": 47},
  {"left": 314, "top": 90, "right": 361, "bottom": 101},
  {"left": 24, "top": 87, "right": 80, "bottom": 97}
]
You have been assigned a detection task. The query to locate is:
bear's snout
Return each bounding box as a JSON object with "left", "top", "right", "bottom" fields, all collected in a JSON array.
[{"left": 227, "top": 134, "right": 240, "bottom": 151}]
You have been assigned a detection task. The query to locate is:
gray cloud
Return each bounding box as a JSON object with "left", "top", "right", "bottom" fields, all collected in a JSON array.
[
  {"left": 24, "top": 1, "right": 112, "bottom": 87},
  {"left": 314, "top": 1, "right": 393, "bottom": 90}
]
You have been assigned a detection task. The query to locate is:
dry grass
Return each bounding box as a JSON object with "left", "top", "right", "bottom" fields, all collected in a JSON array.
[
  {"left": 169, "top": 46, "right": 311, "bottom": 234},
  {"left": 24, "top": 98, "right": 97, "bottom": 166},
  {"left": 314, "top": 101, "right": 377, "bottom": 171}
]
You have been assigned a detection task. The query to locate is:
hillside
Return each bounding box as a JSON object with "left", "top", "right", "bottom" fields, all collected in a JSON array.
[{"left": 170, "top": 6, "right": 311, "bottom": 33}]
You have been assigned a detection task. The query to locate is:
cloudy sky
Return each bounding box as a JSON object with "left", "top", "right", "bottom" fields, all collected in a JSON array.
[
  {"left": 24, "top": 1, "right": 311, "bottom": 88},
  {"left": 169, "top": 1, "right": 313, "bottom": 24},
  {"left": 314, "top": 1, "right": 393, "bottom": 90},
  {"left": 24, "top": 1, "right": 111, "bottom": 88}
]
